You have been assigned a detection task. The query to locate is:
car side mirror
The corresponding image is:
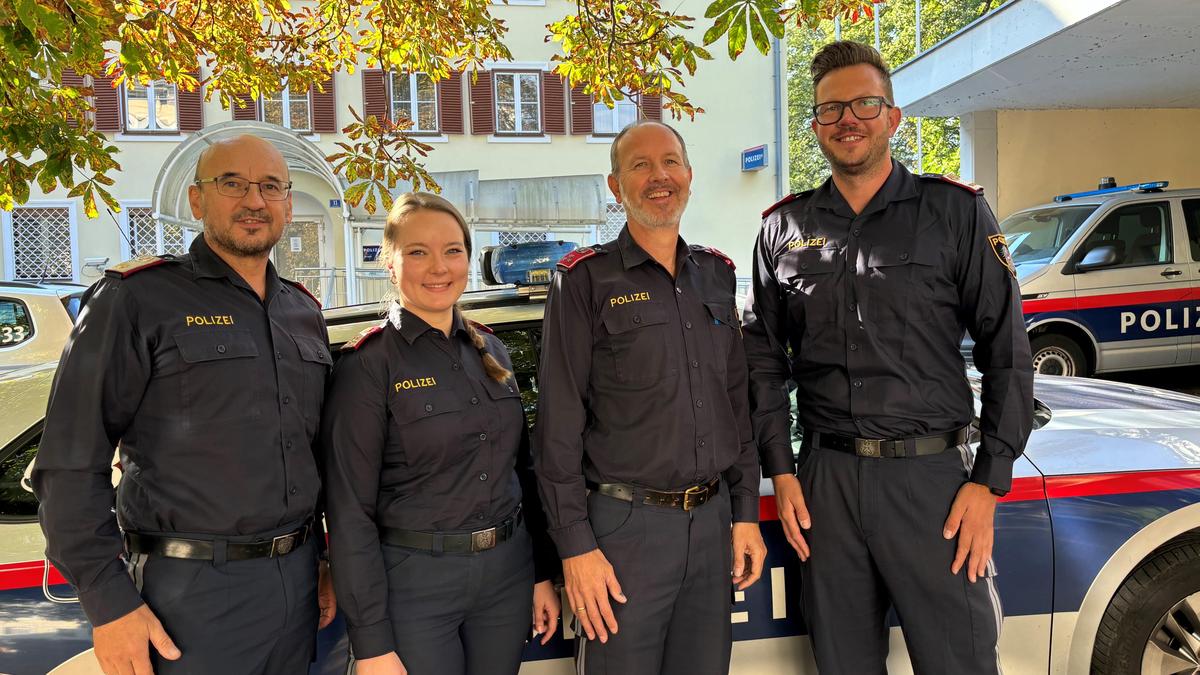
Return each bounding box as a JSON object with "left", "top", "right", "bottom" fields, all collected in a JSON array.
[{"left": 1076, "top": 245, "right": 1119, "bottom": 272}]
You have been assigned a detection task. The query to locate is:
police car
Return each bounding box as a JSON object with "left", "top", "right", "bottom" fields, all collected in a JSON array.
[
  {"left": 3, "top": 243, "right": 1200, "bottom": 675},
  {"left": 998, "top": 180, "right": 1200, "bottom": 377}
]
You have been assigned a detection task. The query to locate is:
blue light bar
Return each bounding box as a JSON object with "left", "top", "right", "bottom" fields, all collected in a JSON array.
[
  {"left": 1053, "top": 181, "right": 1169, "bottom": 202},
  {"left": 482, "top": 241, "right": 578, "bottom": 286}
]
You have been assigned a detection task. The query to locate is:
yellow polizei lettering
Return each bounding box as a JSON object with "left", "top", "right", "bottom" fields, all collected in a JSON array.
[
  {"left": 609, "top": 291, "right": 651, "bottom": 307},
  {"left": 185, "top": 315, "right": 235, "bottom": 327},
  {"left": 787, "top": 237, "right": 827, "bottom": 250},
  {"left": 394, "top": 377, "right": 437, "bottom": 392}
]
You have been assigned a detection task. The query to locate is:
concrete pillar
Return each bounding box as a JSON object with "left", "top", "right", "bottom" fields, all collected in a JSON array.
[{"left": 958, "top": 110, "right": 999, "bottom": 214}]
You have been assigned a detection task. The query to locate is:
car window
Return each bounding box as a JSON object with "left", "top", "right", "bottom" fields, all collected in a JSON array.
[
  {"left": 1077, "top": 201, "right": 1172, "bottom": 268},
  {"left": 999, "top": 205, "right": 1097, "bottom": 264},
  {"left": 0, "top": 298, "right": 35, "bottom": 348},
  {"left": 493, "top": 327, "right": 541, "bottom": 427},
  {"left": 61, "top": 292, "right": 84, "bottom": 322},
  {"left": 0, "top": 429, "right": 40, "bottom": 521},
  {"left": 1183, "top": 199, "right": 1200, "bottom": 263}
]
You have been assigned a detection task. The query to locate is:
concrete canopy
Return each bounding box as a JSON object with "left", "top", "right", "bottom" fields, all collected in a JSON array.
[{"left": 893, "top": 0, "right": 1200, "bottom": 117}]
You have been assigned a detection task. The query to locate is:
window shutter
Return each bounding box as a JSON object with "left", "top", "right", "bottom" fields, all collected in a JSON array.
[
  {"left": 362, "top": 69, "right": 389, "bottom": 122},
  {"left": 61, "top": 69, "right": 86, "bottom": 129},
  {"left": 232, "top": 94, "right": 259, "bottom": 121},
  {"left": 92, "top": 73, "right": 122, "bottom": 132},
  {"left": 469, "top": 71, "right": 494, "bottom": 135},
  {"left": 178, "top": 71, "right": 203, "bottom": 132},
  {"left": 311, "top": 76, "right": 337, "bottom": 133},
  {"left": 570, "top": 84, "right": 593, "bottom": 135},
  {"left": 437, "top": 71, "right": 464, "bottom": 134},
  {"left": 641, "top": 93, "right": 663, "bottom": 122},
  {"left": 542, "top": 73, "right": 567, "bottom": 135}
]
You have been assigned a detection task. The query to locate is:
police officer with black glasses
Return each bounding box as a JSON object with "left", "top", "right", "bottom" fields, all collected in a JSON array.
[{"left": 322, "top": 192, "right": 560, "bottom": 675}]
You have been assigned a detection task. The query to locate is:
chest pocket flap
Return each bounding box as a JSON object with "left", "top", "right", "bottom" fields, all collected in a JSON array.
[
  {"left": 390, "top": 387, "right": 464, "bottom": 425},
  {"left": 704, "top": 301, "right": 738, "bottom": 327},
  {"left": 868, "top": 242, "right": 939, "bottom": 268},
  {"left": 174, "top": 329, "right": 260, "bottom": 363},
  {"left": 484, "top": 377, "right": 521, "bottom": 401},
  {"left": 602, "top": 300, "right": 669, "bottom": 335},
  {"left": 780, "top": 248, "right": 837, "bottom": 278},
  {"left": 294, "top": 335, "right": 333, "bottom": 366}
]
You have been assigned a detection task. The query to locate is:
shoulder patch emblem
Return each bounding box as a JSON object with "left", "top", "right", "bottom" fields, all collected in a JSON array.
[
  {"left": 762, "top": 193, "right": 800, "bottom": 219},
  {"left": 692, "top": 245, "right": 735, "bottom": 270},
  {"left": 285, "top": 279, "right": 322, "bottom": 309},
  {"left": 105, "top": 256, "right": 167, "bottom": 279},
  {"left": 923, "top": 173, "right": 984, "bottom": 195},
  {"left": 341, "top": 324, "right": 385, "bottom": 352},
  {"left": 467, "top": 319, "right": 494, "bottom": 335},
  {"left": 557, "top": 246, "right": 599, "bottom": 271},
  {"left": 988, "top": 233, "right": 1017, "bottom": 279}
]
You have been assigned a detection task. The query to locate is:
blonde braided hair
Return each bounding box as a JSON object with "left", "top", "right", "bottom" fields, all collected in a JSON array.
[{"left": 382, "top": 192, "right": 512, "bottom": 383}]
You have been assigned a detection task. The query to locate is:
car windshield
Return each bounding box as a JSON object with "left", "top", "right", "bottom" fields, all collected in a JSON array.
[{"left": 999, "top": 205, "right": 1098, "bottom": 265}]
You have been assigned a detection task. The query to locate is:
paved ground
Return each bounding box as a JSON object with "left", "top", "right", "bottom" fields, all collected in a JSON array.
[{"left": 1099, "top": 364, "right": 1200, "bottom": 397}]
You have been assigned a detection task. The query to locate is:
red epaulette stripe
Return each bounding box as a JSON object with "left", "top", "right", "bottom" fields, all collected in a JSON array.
[
  {"left": 557, "top": 247, "right": 597, "bottom": 271},
  {"left": 698, "top": 246, "right": 735, "bottom": 270},
  {"left": 468, "top": 319, "right": 494, "bottom": 335},
  {"left": 762, "top": 193, "right": 800, "bottom": 218},
  {"left": 106, "top": 256, "right": 168, "bottom": 278},
  {"left": 341, "top": 324, "right": 384, "bottom": 351},
  {"left": 286, "top": 279, "right": 321, "bottom": 309}
]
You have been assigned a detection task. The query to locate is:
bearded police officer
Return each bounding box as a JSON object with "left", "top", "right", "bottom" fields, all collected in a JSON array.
[
  {"left": 33, "top": 134, "right": 336, "bottom": 674},
  {"left": 535, "top": 119, "right": 766, "bottom": 675},
  {"left": 743, "top": 42, "right": 1034, "bottom": 674}
]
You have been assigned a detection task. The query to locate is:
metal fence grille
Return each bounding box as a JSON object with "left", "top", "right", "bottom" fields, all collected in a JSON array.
[
  {"left": 11, "top": 207, "right": 72, "bottom": 281},
  {"left": 600, "top": 202, "right": 625, "bottom": 243},
  {"left": 498, "top": 231, "right": 547, "bottom": 246},
  {"left": 128, "top": 207, "right": 187, "bottom": 257}
]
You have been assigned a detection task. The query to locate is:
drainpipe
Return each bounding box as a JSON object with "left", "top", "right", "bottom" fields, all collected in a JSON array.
[{"left": 773, "top": 36, "right": 786, "bottom": 199}]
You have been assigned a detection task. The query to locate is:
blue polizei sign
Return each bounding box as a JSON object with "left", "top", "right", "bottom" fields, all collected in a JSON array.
[{"left": 742, "top": 145, "right": 768, "bottom": 172}]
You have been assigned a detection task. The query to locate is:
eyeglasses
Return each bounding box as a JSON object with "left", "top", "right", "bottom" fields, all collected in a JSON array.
[
  {"left": 194, "top": 176, "right": 292, "bottom": 201},
  {"left": 811, "top": 96, "right": 893, "bottom": 125}
]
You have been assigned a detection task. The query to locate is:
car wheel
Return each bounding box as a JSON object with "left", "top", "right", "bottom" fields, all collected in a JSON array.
[
  {"left": 1092, "top": 538, "right": 1200, "bottom": 674},
  {"left": 1030, "top": 333, "right": 1088, "bottom": 377}
]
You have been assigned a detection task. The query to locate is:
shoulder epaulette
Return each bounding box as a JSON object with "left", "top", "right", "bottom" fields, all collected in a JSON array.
[
  {"left": 285, "top": 279, "right": 322, "bottom": 309},
  {"left": 690, "top": 245, "right": 735, "bottom": 270},
  {"left": 341, "top": 324, "right": 385, "bottom": 352},
  {"left": 557, "top": 246, "right": 602, "bottom": 271},
  {"left": 105, "top": 256, "right": 167, "bottom": 279},
  {"left": 922, "top": 173, "right": 984, "bottom": 195},
  {"left": 762, "top": 189, "right": 814, "bottom": 219},
  {"left": 467, "top": 319, "right": 494, "bottom": 335}
]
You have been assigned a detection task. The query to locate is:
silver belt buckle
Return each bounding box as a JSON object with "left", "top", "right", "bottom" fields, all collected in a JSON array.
[
  {"left": 854, "top": 438, "right": 882, "bottom": 457},
  {"left": 270, "top": 533, "right": 296, "bottom": 557},
  {"left": 471, "top": 527, "right": 498, "bottom": 552}
]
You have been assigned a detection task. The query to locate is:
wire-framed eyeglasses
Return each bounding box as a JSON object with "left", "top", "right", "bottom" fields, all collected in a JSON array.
[{"left": 194, "top": 176, "right": 293, "bottom": 201}]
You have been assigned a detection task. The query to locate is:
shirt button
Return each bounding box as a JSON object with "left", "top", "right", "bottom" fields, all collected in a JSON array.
[
  {"left": 289, "top": 486, "right": 298, "bottom": 495},
  {"left": 479, "top": 433, "right": 487, "bottom": 440},
  {"left": 216, "top": 344, "right": 226, "bottom": 354},
  {"left": 849, "top": 343, "right": 858, "bottom": 351},
  {"left": 286, "top": 440, "right": 293, "bottom": 449},
  {"left": 470, "top": 396, "right": 480, "bottom": 405},
  {"left": 853, "top": 229, "right": 862, "bottom": 237},
  {"left": 479, "top": 472, "right": 488, "bottom": 481},
  {"left": 900, "top": 252, "right": 910, "bottom": 261},
  {"left": 698, "top": 439, "right": 706, "bottom": 447},
  {"left": 477, "top": 513, "right": 486, "bottom": 520},
  {"left": 425, "top": 403, "right": 434, "bottom": 412},
  {"left": 676, "top": 287, "right": 682, "bottom": 294},
  {"left": 853, "top": 379, "right": 863, "bottom": 388},
  {"left": 849, "top": 302, "right": 857, "bottom": 311},
  {"left": 695, "top": 399, "right": 703, "bottom": 408},
  {"left": 691, "top": 360, "right": 699, "bottom": 368},
  {"left": 282, "top": 396, "right": 290, "bottom": 405},
  {"left": 633, "top": 315, "right": 642, "bottom": 324},
  {"left": 685, "top": 321, "right": 693, "bottom": 329},
  {"left": 276, "top": 352, "right": 282, "bottom": 360},
  {"left": 452, "top": 363, "right": 460, "bottom": 371},
  {"left": 800, "top": 263, "right": 809, "bottom": 270}
]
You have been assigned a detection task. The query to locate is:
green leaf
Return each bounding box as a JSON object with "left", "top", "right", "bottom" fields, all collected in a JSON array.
[
  {"left": 749, "top": 8, "right": 771, "bottom": 55},
  {"left": 704, "top": 0, "right": 744, "bottom": 19},
  {"left": 759, "top": 3, "right": 786, "bottom": 39},
  {"left": 82, "top": 188, "right": 98, "bottom": 219},
  {"left": 703, "top": 4, "right": 740, "bottom": 46},
  {"left": 727, "top": 9, "right": 748, "bottom": 60}
]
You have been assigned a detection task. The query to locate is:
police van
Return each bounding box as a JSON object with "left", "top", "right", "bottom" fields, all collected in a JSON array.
[{"left": 998, "top": 180, "right": 1200, "bottom": 377}]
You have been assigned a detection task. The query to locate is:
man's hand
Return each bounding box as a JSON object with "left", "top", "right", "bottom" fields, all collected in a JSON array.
[
  {"left": 943, "top": 482, "right": 998, "bottom": 582},
  {"left": 531, "top": 579, "right": 561, "bottom": 645},
  {"left": 317, "top": 559, "right": 336, "bottom": 629},
  {"left": 771, "top": 473, "right": 812, "bottom": 560},
  {"left": 730, "top": 522, "right": 767, "bottom": 590},
  {"left": 562, "top": 549, "right": 626, "bottom": 643},
  {"left": 93, "top": 604, "right": 180, "bottom": 675},
  {"left": 354, "top": 652, "right": 407, "bottom": 675}
]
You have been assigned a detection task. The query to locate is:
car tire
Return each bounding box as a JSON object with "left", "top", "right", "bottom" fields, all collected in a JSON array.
[
  {"left": 1030, "top": 333, "right": 1089, "bottom": 377},
  {"left": 1091, "top": 537, "right": 1200, "bottom": 674}
]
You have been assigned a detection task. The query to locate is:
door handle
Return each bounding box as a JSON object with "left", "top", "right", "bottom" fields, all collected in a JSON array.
[{"left": 1162, "top": 268, "right": 1183, "bottom": 277}]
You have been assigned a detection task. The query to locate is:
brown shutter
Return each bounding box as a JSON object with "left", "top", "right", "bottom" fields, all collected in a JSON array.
[
  {"left": 92, "top": 73, "right": 122, "bottom": 132},
  {"left": 437, "top": 71, "right": 464, "bottom": 134},
  {"left": 311, "top": 76, "right": 337, "bottom": 133},
  {"left": 641, "top": 93, "right": 663, "bottom": 121},
  {"left": 469, "top": 70, "right": 494, "bottom": 135},
  {"left": 177, "top": 71, "right": 203, "bottom": 132},
  {"left": 541, "top": 73, "right": 566, "bottom": 135},
  {"left": 362, "top": 69, "right": 389, "bottom": 122},
  {"left": 570, "top": 84, "right": 593, "bottom": 135},
  {"left": 232, "top": 94, "right": 259, "bottom": 120},
  {"left": 61, "top": 68, "right": 86, "bottom": 129}
]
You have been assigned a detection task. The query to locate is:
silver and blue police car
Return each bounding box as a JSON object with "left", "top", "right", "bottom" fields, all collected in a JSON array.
[{"left": 2, "top": 244, "right": 1200, "bottom": 675}]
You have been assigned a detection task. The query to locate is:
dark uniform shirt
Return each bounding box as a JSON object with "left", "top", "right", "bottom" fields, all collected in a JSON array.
[
  {"left": 322, "top": 305, "right": 557, "bottom": 657},
  {"left": 32, "top": 234, "right": 331, "bottom": 627},
  {"left": 534, "top": 226, "right": 759, "bottom": 559},
  {"left": 743, "top": 160, "right": 1034, "bottom": 492}
]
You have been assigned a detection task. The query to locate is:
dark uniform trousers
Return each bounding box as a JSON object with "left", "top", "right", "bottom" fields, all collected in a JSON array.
[
  {"left": 797, "top": 439, "right": 1003, "bottom": 675},
  {"left": 380, "top": 524, "right": 534, "bottom": 675},
  {"left": 128, "top": 524, "right": 319, "bottom": 675},
  {"left": 577, "top": 486, "right": 733, "bottom": 675}
]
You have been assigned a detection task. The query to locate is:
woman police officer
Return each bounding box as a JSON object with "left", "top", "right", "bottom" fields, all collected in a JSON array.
[{"left": 323, "top": 192, "right": 560, "bottom": 675}]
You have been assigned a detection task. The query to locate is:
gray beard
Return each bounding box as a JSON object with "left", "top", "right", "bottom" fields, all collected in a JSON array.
[
  {"left": 621, "top": 189, "right": 688, "bottom": 230},
  {"left": 205, "top": 227, "right": 278, "bottom": 258}
]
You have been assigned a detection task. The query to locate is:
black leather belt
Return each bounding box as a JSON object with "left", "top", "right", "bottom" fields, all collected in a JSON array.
[
  {"left": 125, "top": 523, "right": 311, "bottom": 561},
  {"left": 587, "top": 476, "right": 720, "bottom": 511},
  {"left": 810, "top": 426, "right": 969, "bottom": 459},
  {"left": 380, "top": 508, "right": 522, "bottom": 554}
]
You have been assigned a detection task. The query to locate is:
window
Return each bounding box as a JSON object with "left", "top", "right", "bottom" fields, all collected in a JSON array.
[
  {"left": 263, "top": 86, "right": 312, "bottom": 133},
  {"left": 390, "top": 73, "right": 438, "bottom": 133},
  {"left": 593, "top": 99, "right": 638, "bottom": 135},
  {"left": 1183, "top": 199, "right": 1200, "bottom": 263},
  {"left": 601, "top": 200, "right": 626, "bottom": 243},
  {"left": 124, "top": 80, "right": 178, "bottom": 131},
  {"left": 0, "top": 428, "right": 41, "bottom": 520},
  {"left": 1078, "top": 202, "right": 1172, "bottom": 268},
  {"left": 0, "top": 299, "right": 34, "bottom": 348},
  {"left": 498, "top": 232, "right": 546, "bottom": 246},
  {"left": 5, "top": 206, "right": 75, "bottom": 282},
  {"left": 125, "top": 207, "right": 188, "bottom": 257},
  {"left": 495, "top": 72, "right": 541, "bottom": 134},
  {"left": 494, "top": 328, "right": 541, "bottom": 427}
]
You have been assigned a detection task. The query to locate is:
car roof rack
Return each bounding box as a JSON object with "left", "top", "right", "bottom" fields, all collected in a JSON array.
[{"left": 1054, "top": 181, "right": 1169, "bottom": 202}]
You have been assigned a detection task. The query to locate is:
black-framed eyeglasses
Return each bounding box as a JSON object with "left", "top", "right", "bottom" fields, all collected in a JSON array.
[
  {"left": 194, "top": 176, "right": 293, "bottom": 201},
  {"left": 811, "top": 96, "right": 893, "bottom": 125}
]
